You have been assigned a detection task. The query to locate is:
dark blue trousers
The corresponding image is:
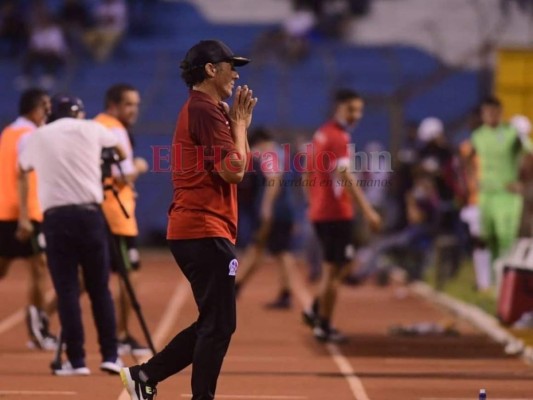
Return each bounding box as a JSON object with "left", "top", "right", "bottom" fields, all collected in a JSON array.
[{"left": 43, "top": 204, "right": 117, "bottom": 367}]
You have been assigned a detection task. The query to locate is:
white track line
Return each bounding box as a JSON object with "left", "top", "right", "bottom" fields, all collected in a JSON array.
[
  {"left": 225, "top": 356, "right": 298, "bottom": 362},
  {"left": 181, "top": 395, "right": 307, "bottom": 399},
  {"left": 326, "top": 343, "right": 370, "bottom": 400},
  {"left": 421, "top": 398, "right": 533, "bottom": 400},
  {"left": 117, "top": 278, "right": 191, "bottom": 400},
  {"left": 0, "top": 289, "right": 55, "bottom": 336},
  {"left": 0, "top": 390, "right": 76, "bottom": 396}
]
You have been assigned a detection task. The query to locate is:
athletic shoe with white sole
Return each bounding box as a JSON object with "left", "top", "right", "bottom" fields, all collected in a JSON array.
[
  {"left": 118, "top": 335, "right": 152, "bottom": 357},
  {"left": 302, "top": 298, "right": 320, "bottom": 329},
  {"left": 27, "top": 335, "right": 58, "bottom": 351},
  {"left": 52, "top": 361, "right": 91, "bottom": 376},
  {"left": 101, "top": 358, "right": 124, "bottom": 375},
  {"left": 313, "top": 325, "right": 348, "bottom": 343},
  {"left": 120, "top": 367, "right": 157, "bottom": 400},
  {"left": 302, "top": 310, "right": 317, "bottom": 328},
  {"left": 26, "top": 306, "right": 58, "bottom": 351}
]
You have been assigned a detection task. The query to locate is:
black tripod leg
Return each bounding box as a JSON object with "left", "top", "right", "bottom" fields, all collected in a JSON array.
[
  {"left": 110, "top": 235, "right": 156, "bottom": 356},
  {"left": 50, "top": 330, "right": 63, "bottom": 372}
]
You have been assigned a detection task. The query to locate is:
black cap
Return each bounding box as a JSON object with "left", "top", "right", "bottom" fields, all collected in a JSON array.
[
  {"left": 180, "top": 40, "right": 250, "bottom": 71},
  {"left": 49, "top": 94, "right": 84, "bottom": 122}
]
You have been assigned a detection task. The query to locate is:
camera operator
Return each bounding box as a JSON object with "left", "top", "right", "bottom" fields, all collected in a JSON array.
[
  {"left": 94, "top": 83, "right": 150, "bottom": 357},
  {"left": 18, "top": 94, "right": 125, "bottom": 376}
]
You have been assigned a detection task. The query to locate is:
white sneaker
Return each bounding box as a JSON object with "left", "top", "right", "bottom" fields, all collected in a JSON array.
[
  {"left": 101, "top": 358, "right": 124, "bottom": 374},
  {"left": 118, "top": 336, "right": 152, "bottom": 357},
  {"left": 26, "top": 306, "right": 58, "bottom": 351},
  {"left": 53, "top": 361, "right": 91, "bottom": 376},
  {"left": 26, "top": 306, "right": 43, "bottom": 345},
  {"left": 27, "top": 336, "right": 58, "bottom": 351}
]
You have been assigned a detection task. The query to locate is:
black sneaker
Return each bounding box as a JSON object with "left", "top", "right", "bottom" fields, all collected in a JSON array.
[
  {"left": 264, "top": 291, "right": 291, "bottom": 309},
  {"left": 313, "top": 321, "right": 348, "bottom": 343},
  {"left": 343, "top": 275, "right": 364, "bottom": 286},
  {"left": 120, "top": 367, "right": 157, "bottom": 400},
  {"left": 118, "top": 335, "right": 152, "bottom": 357},
  {"left": 302, "top": 298, "right": 319, "bottom": 328},
  {"left": 302, "top": 310, "right": 317, "bottom": 328}
]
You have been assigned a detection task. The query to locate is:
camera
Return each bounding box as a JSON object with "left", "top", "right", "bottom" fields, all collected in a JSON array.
[
  {"left": 101, "top": 147, "right": 120, "bottom": 180},
  {"left": 101, "top": 147, "right": 130, "bottom": 219}
]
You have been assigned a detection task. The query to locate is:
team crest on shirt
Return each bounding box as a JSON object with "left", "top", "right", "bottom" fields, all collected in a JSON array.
[{"left": 229, "top": 259, "right": 238, "bottom": 276}]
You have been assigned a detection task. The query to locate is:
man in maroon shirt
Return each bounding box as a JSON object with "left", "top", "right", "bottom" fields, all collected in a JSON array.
[
  {"left": 120, "top": 40, "right": 257, "bottom": 400},
  {"left": 303, "top": 89, "right": 381, "bottom": 343}
]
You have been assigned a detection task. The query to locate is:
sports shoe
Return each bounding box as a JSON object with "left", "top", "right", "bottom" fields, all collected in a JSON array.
[
  {"left": 26, "top": 306, "right": 43, "bottom": 344},
  {"left": 313, "top": 324, "right": 348, "bottom": 343},
  {"left": 302, "top": 298, "right": 320, "bottom": 328},
  {"left": 118, "top": 335, "right": 152, "bottom": 357},
  {"left": 101, "top": 358, "right": 124, "bottom": 375},
  {"left": 120, "top": 367, "right": 157, "bottom": 400},
  {"left": 52, "top": 361, "right": 91, "bottom": 376},
  {"left": 302, "top": 310, "right": 317, "bottom": 328},
  {"left": 264, "top": 291, "right": 292, "bottom": 309},
  {"left": 27, "top": 335, "right": 58, "bottom": 351},
  {"left": 26, "top": 306, "right": 58, "bottom": 351}
]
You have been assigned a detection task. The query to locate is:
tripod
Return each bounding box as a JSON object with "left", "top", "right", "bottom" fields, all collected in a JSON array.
[
  {"left": 51, "top": 152, "right": 155, "bottom": 372},
  {"left": 103, "top": 180, "right": 157, "bottom": 356}
]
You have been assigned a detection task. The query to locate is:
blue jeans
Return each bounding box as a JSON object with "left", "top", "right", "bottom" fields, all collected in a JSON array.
[
  {"left": 356, "top": 224, "right": 431, "bottom": 281},
  {"left": 43, "top": 204, "right": 117, "bottom": 367}
]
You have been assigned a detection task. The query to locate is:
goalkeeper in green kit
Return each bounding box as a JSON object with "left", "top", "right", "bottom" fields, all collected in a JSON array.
[{"left": 467, "top": 97, "right": 532, "bottom": 268}]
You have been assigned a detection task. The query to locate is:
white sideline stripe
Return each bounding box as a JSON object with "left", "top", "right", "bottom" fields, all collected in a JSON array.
[
  {"left": 151, "top": 279, "right": 191, "bottom": 346},
  {"left": 326, "top": 343, "right": 370, "bottom": 400},
  {"left": 117, "top": 278, "right": 191, "bottom": 400},
  {"left": 0, "top": 390, "right": 76, "bottom": 396},
  {"left": 0, "top": 289, "right": 55, "bottom": 336},
  {"left": 181, "top": 395, "right": 307, "bottom": 399},
  {"left": 421, "top": 398, "right": 533, "bottom": 400}
]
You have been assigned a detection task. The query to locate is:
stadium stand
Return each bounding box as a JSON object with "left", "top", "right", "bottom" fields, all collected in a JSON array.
[{"left": 0, "top": 0, "right": 483, "bottom": 242}]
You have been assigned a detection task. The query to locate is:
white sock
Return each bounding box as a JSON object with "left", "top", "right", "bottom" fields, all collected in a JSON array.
[{"left": 473, "top": 248, "right": 492, "bottom": 290}]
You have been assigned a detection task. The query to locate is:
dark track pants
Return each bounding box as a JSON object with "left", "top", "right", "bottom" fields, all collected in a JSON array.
[
  {"left": 140, "top": 238, "right": 237, "bottom": 400},
  {"left": 43, "top": 204, "right": 117, "bottom": 367}
]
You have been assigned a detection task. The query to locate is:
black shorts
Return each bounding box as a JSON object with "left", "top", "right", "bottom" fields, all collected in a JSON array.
[
  {"left": 266, "top": 220, "right": 293, "bottom": 255},
  {"left": 0, "top": 220, "right": 44, "bottom": 259},
  {"left": 109, "top": 234, "right": 140, "bottom": 273},
  {"left": 313, "top": 220, "right": 354, "bottom": 266}
]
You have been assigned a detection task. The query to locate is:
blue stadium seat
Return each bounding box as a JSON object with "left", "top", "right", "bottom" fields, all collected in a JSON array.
[{"left": 0, "top": 0, "right": 483, "bottom": 242}]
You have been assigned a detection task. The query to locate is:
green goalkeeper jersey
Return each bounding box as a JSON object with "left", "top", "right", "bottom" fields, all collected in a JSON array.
[{"left": 471, "top": 123, "right": 522, "bottom": 193}]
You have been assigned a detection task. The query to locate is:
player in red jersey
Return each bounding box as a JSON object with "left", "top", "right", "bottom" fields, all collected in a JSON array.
[{"left": 303, "top": 89, "right": 381, "bottom": 342}]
